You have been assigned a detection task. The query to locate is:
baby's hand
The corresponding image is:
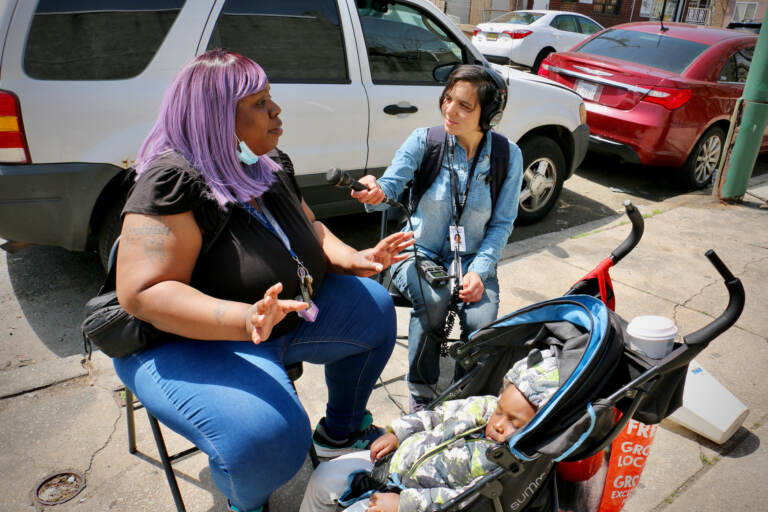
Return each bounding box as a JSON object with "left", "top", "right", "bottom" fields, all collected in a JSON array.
[
  {"left": 369, "top": 432, "right": 398, "bottom": 462},
  {"left": 367, "top": 492, "right": 399, "bottom": 512}
]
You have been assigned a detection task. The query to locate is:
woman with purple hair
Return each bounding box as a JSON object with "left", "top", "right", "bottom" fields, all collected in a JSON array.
[{"left": 112, "top": 49, "right": 413, "bottom": 512}]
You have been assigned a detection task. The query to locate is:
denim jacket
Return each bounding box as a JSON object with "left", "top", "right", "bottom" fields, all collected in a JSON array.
[{"left": 367, "top": 127, "right": 523, "bottom": 280}]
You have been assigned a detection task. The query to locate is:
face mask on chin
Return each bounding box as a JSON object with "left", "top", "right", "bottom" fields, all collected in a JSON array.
[{"left": 237, "top": 139, "right": 260, "bottom": 165}]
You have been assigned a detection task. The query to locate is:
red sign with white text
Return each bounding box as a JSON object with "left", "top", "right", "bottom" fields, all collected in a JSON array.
[{"left": 598, "top": 419, "right": 658, "bottom": 511}]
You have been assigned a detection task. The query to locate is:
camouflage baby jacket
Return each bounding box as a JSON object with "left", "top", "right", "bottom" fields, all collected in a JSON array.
[{"left": 387, "top": 395, "right": 500, "bottom": 512}]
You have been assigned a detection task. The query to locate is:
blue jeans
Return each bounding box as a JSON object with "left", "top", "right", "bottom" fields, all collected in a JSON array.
[
  {"left": 391, "top": 257, "right": 499, "bottom": 400},
  {"left": 113, "top": 273, "right": 396, "bottom": 511}
]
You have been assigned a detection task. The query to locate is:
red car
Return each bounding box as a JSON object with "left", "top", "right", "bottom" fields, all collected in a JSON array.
[{"left": 538, "top": 22, "right": 766, "bottom": 188}]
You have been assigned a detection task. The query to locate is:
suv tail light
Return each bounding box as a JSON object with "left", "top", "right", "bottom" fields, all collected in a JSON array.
[
  {"left": 473, "top": 28, "right": 480, "bottom": 36},
  {"left": 642, "top": 87, "right": 693, "bottom": 110},
  {"left": 503, "top": 29, "right": 532, "bottom": 39},
  {"left": 0, "top": 91, "right": 30, "bottom": 163}
]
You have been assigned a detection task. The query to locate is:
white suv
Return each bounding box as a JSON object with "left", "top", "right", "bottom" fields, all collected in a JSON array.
[{"left": 0, "top": 0, "right": 588, "bottom": 266}]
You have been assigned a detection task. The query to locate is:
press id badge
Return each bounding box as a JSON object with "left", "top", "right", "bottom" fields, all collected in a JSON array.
[{"left": 450, "top": 225, "right": 466, "bottom": 252}]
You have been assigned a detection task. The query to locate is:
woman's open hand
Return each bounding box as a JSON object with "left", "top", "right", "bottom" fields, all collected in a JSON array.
[
  {"left": 351, "top": 175, "right": 386, "bottom": 205},
  {"left": 350, "top": 231, "right": 414, "bottom": 277},
  {"left": 245, "top": 283, "right": 309, "bottom": 344},
  {"left": 367, "top": 492, "right": 400, "bottom": 512},
  {"left": 369, "top": 432, "right": 399, "bottom": 462}
]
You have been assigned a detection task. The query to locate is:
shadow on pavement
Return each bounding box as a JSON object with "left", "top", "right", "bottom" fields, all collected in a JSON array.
[
  {"left": 709, "top": 426, "right": 761, "bottom": 459},
  {"left": 662, "top": 422, "right": 760, "bottom": 459},
  {"left": 6, "top": 245, "right": 103, "bottom": 357},
  {"left": 576, "top": 153, "right": 691, "bottom": 202},
  {"left": 509, "top": 185, "right": 617, "bottom": 243},
  {"left": 579, "top": 153, "right": 768, "bottom": 202}
]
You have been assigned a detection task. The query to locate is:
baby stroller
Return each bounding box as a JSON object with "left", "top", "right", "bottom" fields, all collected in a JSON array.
[{"left": 414, "top": 201, "right": 746, "bottom": 512}]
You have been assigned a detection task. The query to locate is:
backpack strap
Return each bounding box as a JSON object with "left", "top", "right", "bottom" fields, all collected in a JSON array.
[
  {"left": 488, "top": 130, "right": 510, "bottom": 211},
  {"left": 410, "top": 126, "right": 510, "bottom": 214},
  {"left": 410, "top": 125, "right": 447, "bottom": 212}
]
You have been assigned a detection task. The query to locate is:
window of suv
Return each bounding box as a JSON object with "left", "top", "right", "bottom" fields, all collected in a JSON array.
[
  {"left": 357, "top": 1, "right": 464, "bottom": 84},
  {"left": 575, "top": 29, "right": 709, "bottom": 74},
  {"left": 24, "top": 0, "right": 185, "bottom": 80},
  {"left": 207, "top": 0, "right": 348, "bottom": 83}
]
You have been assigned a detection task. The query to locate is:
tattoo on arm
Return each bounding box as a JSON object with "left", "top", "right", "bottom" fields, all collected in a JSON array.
[
  {"left": 213, "top": 301, "right": 228, "bottom": 325},
  {"left": 125, "top": 223, "right": 171, "bottom": 264}
]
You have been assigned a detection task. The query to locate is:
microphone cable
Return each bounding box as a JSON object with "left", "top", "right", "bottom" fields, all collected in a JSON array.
[{"left": 387, "top": 135, "right": 467, "bottom": 402}]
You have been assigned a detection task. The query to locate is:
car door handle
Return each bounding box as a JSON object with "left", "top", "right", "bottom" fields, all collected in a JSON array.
[{"left": 384, "top": 104, "right": 418, "bottom": 115}]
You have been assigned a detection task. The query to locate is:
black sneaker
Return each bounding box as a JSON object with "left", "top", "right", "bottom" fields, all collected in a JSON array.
[
  {"left": 312, "top": 412, "right": 384, "bottom": 458},
  {"left": 408, "top": 394, "right": 432, "bottom": 414}
]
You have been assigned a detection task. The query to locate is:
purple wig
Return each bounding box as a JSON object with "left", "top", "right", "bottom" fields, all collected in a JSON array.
[{"left": 135, "top": 49, "right": 279, "bottom": 206}]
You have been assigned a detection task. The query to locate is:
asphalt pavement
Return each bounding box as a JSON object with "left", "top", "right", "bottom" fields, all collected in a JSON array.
[{"left": 1, "top": 174, "right": 766, "bottom": 511}]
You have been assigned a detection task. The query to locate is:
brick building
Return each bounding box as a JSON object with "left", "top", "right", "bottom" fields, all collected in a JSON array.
[
  {"left": 543, "top": 0, "right": 765, "bottom": 28},
  {"left": 430, "top": 0, "right": 525, "bottom": 26},
  {"left": 430, "top": 0, "right": 764, "bottom": 36}
]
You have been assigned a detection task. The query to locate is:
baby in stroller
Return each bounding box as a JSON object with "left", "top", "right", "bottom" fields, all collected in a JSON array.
[{"left": 300, "top": 349, "right": 560, "bottom": 512}]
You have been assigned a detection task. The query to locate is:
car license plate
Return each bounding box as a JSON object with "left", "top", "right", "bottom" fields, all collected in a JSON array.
[
  {"left": 486, "top": 32, "right": 498, "bottom": 41},
  {"left": 575, "top": 79, "right": 601, "bottom": 101}
]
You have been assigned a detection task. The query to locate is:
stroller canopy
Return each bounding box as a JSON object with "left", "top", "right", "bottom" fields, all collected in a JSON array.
[{"left": 455, "top": 294, "right": 624, "bottom": 463}]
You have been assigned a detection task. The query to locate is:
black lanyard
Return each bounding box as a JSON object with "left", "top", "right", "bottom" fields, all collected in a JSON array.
[{"left": 447, "top": 132, "right": 486, "bottom": 225}]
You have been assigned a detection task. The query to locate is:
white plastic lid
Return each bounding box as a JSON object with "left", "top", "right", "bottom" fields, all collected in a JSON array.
[{"left": 626, "top": 315, "right": 678, "bottom": 341}]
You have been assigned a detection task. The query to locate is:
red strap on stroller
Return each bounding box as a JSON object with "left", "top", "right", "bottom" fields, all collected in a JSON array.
[{"left": 578, "top": 257, "right": 616, "bottom": 311}]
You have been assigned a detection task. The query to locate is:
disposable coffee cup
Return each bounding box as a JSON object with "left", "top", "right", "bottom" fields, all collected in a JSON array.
[{"left": 626, "top": 315, "right": 678, "bottom": 359}]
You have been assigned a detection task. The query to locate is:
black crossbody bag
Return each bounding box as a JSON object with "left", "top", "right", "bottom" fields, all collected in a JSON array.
[{"left": 81, "top": 238, "right": 158, "bottom": 358}]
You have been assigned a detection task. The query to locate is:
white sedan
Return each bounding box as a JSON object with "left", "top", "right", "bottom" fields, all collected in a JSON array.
[{"left": 472, "top": 10, "right": 603, "bottom": 73}]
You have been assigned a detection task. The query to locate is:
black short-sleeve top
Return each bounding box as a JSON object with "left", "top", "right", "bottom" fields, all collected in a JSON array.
[{"left": 122, "top": 150, "right": 327, "bottom": 338}]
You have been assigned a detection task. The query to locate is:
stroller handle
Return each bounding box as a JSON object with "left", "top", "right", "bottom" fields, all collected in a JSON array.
[
  {"left": 683, "top": 249, "right": 745, "bottom": 346},
  {"left": 611, "top": 200, "right": 644, "bottom": 265},
  {"left": 579, "top": 250, "right": 744, "bottom": 455}
]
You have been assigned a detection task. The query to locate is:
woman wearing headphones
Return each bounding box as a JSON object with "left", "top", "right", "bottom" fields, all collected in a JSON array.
[{"left": 353, "top": 65, "right": 524, "bottom": 412}]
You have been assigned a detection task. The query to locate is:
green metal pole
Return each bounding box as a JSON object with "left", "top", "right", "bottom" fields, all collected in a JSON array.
[{"left": 718, "top": 21, "right": 768, "bottom": 200}]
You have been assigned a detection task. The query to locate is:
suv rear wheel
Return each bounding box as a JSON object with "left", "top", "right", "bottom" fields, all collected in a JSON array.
[
  {"left": 516, "top": 136, "right": 565, "bottom": 225},
  {"left": 682, "top": 126, "right": 725, "bottom": 189}
]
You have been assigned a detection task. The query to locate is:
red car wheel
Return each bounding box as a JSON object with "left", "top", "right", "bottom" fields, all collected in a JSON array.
[{"left": 682, "top": 126, "right": 725, "bottom": 189}]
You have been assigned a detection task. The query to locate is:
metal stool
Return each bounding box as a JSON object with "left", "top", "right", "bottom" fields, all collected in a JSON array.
[{"left": 124, "top": 361, "right": 317, "bottom": 512}]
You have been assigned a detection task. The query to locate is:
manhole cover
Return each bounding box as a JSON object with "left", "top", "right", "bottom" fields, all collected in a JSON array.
[{"left": 33, "top": 470, "right": 86, "bottom": 506}]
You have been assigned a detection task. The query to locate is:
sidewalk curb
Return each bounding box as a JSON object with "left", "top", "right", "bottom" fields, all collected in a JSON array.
[
  {"left": 0, "top": 349, "right": 123, "bottom": 399},
  {"left": 0, "top": 354, "right": 87, "bottom": 398}
]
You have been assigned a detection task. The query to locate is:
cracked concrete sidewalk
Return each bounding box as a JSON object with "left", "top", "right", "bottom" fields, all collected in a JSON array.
[{"left": 1, "top": 177, "right": 767, "bottom": 511}]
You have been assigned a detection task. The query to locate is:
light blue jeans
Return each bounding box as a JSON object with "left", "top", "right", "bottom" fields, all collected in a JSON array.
[
  {"left": 390, "top": 256, "right": 499, "bottom": 400},
  {"left": 113, "top": 273, "right": 396, "bottom": 511}
]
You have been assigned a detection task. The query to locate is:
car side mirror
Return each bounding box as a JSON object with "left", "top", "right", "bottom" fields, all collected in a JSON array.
[{"left": 433, "top": 63, "right": 460, "bottom": 83}]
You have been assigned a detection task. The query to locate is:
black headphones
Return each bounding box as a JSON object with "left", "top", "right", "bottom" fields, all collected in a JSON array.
[
  {"left": 441, "top": 65, "right": 508, "bottom": 132},
  {"left": 478, "top": 66, "right": 508, "bottom": 132}
]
